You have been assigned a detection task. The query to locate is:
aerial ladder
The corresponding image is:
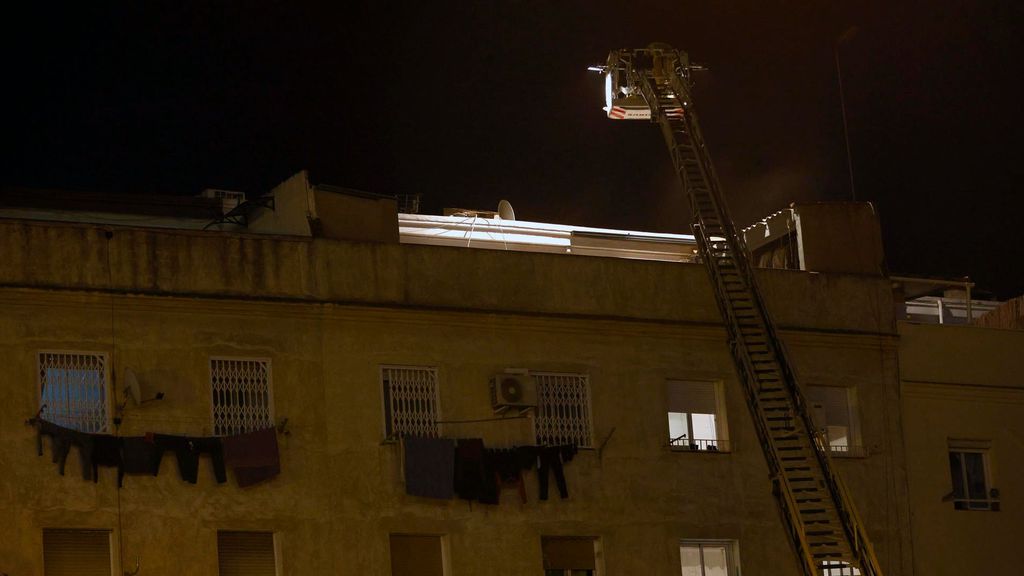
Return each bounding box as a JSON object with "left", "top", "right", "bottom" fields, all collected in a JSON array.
[{"left": 594, "top": 45, "right": 884, "bottom": 576}]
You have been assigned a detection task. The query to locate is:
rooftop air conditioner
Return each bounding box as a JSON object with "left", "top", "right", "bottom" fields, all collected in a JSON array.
[
  {"left": 490, "top": 372, "right": 536, "bottom": 413},
  {"left": 200, "top": 189, "right": 247, "bottom": 214}
]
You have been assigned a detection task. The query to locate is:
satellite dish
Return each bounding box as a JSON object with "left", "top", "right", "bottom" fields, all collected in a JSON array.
[
  {"left": 497, "top": 199, "right": 516, "bottom": 221},
  {"left": 123, "top": 368, "right": 142, "bottom": 406}
]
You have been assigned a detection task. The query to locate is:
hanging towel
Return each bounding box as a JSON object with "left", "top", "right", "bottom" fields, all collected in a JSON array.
[
  {"left": 403, "top": 436, "right": 455, "bottom": 500},
  {"left": 222, "top": 427, "right": 281, "bottom": 487}
]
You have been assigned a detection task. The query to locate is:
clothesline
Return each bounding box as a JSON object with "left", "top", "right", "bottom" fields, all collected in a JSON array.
[{"left": 435, "top": 415, "right": 531, "bottom": 424}]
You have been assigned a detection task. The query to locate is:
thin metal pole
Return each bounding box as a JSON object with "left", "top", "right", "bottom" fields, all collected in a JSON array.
[{"left": 835, "top": 44, "right": 857, "bottom": 202}]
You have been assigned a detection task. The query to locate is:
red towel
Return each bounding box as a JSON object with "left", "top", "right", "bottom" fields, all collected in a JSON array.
[{"left": 222, "top": 427, "right": 280, "bottom": 487}]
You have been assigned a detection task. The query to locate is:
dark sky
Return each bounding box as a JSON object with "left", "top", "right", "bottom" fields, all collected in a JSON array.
[{"left": 3, "top": 1, "right": 1022, "bottom": 298}]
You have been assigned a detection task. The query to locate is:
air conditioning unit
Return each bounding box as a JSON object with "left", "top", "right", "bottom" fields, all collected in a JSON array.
[
  {"left": 490, "top": 372, "right": 537, "bottom": 413},
  {"left": 200, "top": 189, "right": 247, "bottom": 213}
]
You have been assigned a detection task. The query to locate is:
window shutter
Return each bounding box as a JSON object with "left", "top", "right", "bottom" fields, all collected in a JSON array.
[
  {"left": 389, "top": 535, "right": 444, "bottom": 576},
  {"left": 667, "top": 381, "right": 716, "bottom": 414},
  {"left": 542, "top": 537, "right": 596, "bottom": 570},
  {"left": 217, "top": 531, "right": 276, "bottom": 576},
  {"left": 43, "top": 529, "right": 111, "bottom": 576}
]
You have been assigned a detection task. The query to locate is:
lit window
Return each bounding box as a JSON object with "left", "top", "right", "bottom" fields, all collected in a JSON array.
[
  {"left": 211, "top": 358, "right": 274, "bottom": 436},
  {"left": 390, "top": 534, "right": 446, "bottom": 576},
  {"left": 821, "top": 560, "right": 860, "bottom": 575},
  {"left": 38, "top": 352, "right": 109, "bottom": 433},
  {"left": 680, "top": 540, "right": 739, "bottom": 576},
  {"left": 806, "top": 385, "right": 861, "bottom": 456},
  {"left": 948, "top": 444, "right": 999, "bottom": 511},
  {"left": 43, "top": 528, "right": 112, "bottom": 576},
  {"left": 534, "top": 373, "right": 592, "bottom": 448},
  {"left": 218, "top": 531, "right": 277, "bottom": 576},
  {"left": 382, "top": 366, "right": 440, "bottom": 439},
  {"left": 542, "top": 536, "right": 598, "bottom": 576},
  {"left": 667, "top": 380, "right": 728, "bottom": 451}
]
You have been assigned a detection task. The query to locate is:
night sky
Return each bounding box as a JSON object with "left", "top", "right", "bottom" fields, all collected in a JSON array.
[{"left": 3, "top": 2, "right": 1022, "bottom": 298}]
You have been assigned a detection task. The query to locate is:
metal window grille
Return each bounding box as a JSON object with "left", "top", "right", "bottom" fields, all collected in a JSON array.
[
  {"left": 821, "top": 561, "right": 860, "bottom": 576},
  {"left": 38, "top": 352, "right": 109, "bottom": 433},
  {"left": 535, "top": 373, "right": 592, "bottom": 448},
  {"left": 211, "top": 358, "right": 274, "bottom": 436},
  {"left": 382, "top": 366, "right": 440, "bottom": 438}
]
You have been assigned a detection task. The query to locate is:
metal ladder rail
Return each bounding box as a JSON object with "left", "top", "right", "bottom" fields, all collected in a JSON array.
[{"left": 638, "top": 67, "right": 885, "bottom": 575}]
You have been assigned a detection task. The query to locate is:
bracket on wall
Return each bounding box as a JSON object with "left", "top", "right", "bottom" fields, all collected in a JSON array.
[{"left": 597, "top": 427, "right": 616, "bottom": 461}]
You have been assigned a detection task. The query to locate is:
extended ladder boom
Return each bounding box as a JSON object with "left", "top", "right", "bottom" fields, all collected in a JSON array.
[{"left": 597, "top": 45, "right": 884, "bottom": 576}]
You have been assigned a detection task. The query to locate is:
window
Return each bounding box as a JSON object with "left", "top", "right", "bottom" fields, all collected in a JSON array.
[
  {"left": 382, "top": 366, "right": 440, "bottom": 439},
  {"left": 389, "top": 534, "right": 446, "bottom": 576},
  {"left": 211, "top": 358, "right": 274, "bottom": 436},
  {"left": 43, "top": 528, "right": 112, "bottom": 576},
  {"left": 680, "top": 540, "right": 739, "bottom": 576},
  {"left": 806, "top": 385, "right": 861, "bottom": 456},
  {"left": 217, "top": 531, "right": 277, "bottom": 576},
  {"left": 38, "top": 352, "right": 109, "bottom": 433},
  {"left": 821, "top": 561, "right": 860, "bottom": 575},
  {"left": 948, "top": 442, "right": 999, "bottom": 511},
  {"left": 667, "top": 380, "right": 727, "bottom": 451},
  {"left": 542, "top": 536, "right": 598, "bottom": 576},
  {"left": 535, "top": 373, "right": 593, "bottom": 448}
]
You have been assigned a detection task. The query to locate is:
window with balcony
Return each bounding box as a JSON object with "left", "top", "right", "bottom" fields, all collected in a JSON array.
[
  {"left": 534, "top": 373, "right": 593, "bottom": 448},
  {"left": 542, "top": 536, "right": 599, "bottom": 576},
  {"left": 806, "top": 385, "right": 861, "bottom": 456},
  {"left": 667, "top": 380, "right": 727, "bottom": 452},
  {"left": 38, "top": 351, "right": 109, "bottom": 433},
  {"left": 211, "top": 358, "right": 274, "bottom": 436},
  {"left": 382, "top": 366, "right": 440, "bottom": 439},
  {"left": 948, "top": 442, "right": 999, "bottom": 511},
  {"left": 679, "top": 540, "right": 739, "bottom": 576},
  {"left": 43, "top": 528, "right": 112, "bottom": 576},
  {"left": 217, "top": 531, "right": 277, "bottom": 576}
]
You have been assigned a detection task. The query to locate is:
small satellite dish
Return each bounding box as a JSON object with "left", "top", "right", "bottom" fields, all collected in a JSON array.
[
  {"left": 124, "top": 368, "right": 142, "bottom": 406},
  {"left": 497, "top": 199, "right": 516, "bottom": 221}
]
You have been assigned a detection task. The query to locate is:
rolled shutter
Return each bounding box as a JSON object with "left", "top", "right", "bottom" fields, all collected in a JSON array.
[
  {"left": 217, "top": 531, "right": 276, "bottom": 576},
  {"left": 43, "top": 529, "right": 111, "bottom": 576},
  {"left": 542, "top": 537, "right": 596, "bottom": 570},
  {"left": 389, "top": 535, "right": 443, "bottom": 576},
  {"left": 667, "top": 381, "right": 717, "bottom": 414}
]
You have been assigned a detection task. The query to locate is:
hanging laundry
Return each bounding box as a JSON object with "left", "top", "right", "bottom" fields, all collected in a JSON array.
[
  {"left": 90, "top": 435, "right": 124, "bottom": 486},
  {"left": 453, "top": 438, "right": 486, "bottom": 501},
  {"left": 147, "top": 433, "right": 227, "bottom": 484},
  {"left": 537, "top": 444, "right": 577, "bottom": 500},
  {"left": 222, "top": 427, "right": 280, "bottom": 487},
  {"left": 121, "top": 436, "right": 160, "bottom": 480},
  {"left": 402, "top": 436, "right": 455, "bottom": 500},
  {"left": 36, "top": 419, "right": 93, "bottom": 481}
]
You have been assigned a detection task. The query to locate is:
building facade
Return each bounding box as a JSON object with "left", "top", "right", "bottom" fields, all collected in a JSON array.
[{"left": 0, "top": 177, "right": 1015, "bottom": 575}]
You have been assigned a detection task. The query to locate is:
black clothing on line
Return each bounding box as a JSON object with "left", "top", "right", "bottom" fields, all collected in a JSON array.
[
  {"left": 36, "top": 419, "right": 93, "bottom": 480},
  {"left": 537, "top": 444, "right": 576, "bottom": 500},
  {"left": 91, "top": 434, "right": 124, "bottom": 486},
  {"left": 148, "top": 433, "right": 227, "bottom": 484}
]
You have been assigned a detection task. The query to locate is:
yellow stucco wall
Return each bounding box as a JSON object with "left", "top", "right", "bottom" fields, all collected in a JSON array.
[
  {"left": 899, "top": 322, "right": 1024, "bottom": 576},
  {"left": 0, "top": 220, "right": 912, "bottom": 575}
]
